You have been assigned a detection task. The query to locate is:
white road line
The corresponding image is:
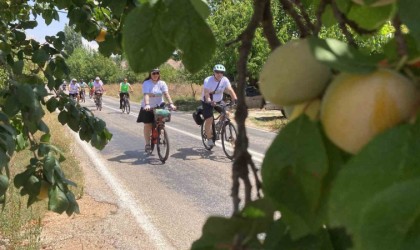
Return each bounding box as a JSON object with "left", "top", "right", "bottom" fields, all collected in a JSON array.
[
  {"left": 99, "top": 102, "right": 265, "bottom": 163},
  {"left": 73, "top": 131, "right": 175, "bottom": 250}
]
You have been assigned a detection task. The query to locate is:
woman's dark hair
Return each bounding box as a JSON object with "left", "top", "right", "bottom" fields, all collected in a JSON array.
[{"left": 142, "top": 70, "right": 160, "bottom": 83}]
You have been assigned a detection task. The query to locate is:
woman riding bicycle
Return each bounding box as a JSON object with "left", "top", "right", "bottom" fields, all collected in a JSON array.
[
  {"left": 119, "top": 78, "right": 134, "bottom": 110},
  {"left": 201, "top": 64, "right": 238, "bottom": 147},
  {"left": 68, "top": 78, "right": 81, "bottom": 104},
  {"left": 136, "top": 68, "right": 176, "bottom": 152}
]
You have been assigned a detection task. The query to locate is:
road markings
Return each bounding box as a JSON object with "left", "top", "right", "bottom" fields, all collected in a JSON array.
[{"left": 73, "top": 131, "right": 175, "bottom": 250}]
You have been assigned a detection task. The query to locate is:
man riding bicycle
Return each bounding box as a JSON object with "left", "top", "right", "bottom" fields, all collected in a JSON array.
[
  {"left": 201, "top": 64, "right": 238, "bottom": 147},
  {"left": 88, "top": 79, "right": 94, "bottom": 98},
  {"left": 68, "top": 78, "right": 81, "bottom": 104},
  {"left": 119, "top": 78, "right": 134, "bottom": 109},
  {"left": 93, "top": 76, "right": 105, "bottom": 106}
]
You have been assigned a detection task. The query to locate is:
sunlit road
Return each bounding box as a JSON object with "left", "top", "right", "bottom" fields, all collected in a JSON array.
[{"left": 76, "top": 96, "right": 277, "bottom": 249}]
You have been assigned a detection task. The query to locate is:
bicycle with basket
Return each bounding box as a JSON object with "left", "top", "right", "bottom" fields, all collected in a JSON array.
[{"left": 146, "top": 103, "right": 172, "bottom": 163}]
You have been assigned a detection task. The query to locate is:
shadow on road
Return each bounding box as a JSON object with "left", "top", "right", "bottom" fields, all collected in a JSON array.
[
  {"left": 171, "top": 147, "right": 232, "bottom": 163},
  {"left": 107, "top": 150, "right": 166, "bottom": 166}
]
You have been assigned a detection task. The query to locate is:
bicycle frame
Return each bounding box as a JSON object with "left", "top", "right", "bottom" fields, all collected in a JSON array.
[{"left": 147, "top": 105, "right": 171, "bottom": 163}]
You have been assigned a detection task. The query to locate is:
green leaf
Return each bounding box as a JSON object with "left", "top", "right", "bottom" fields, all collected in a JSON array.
[
  {"left": 43, "top": 153, "right": 56, "bottom": 184},
  {"left": 58, "top": 110, "right": 69, "bottom": 125},
  {"left": 13, "top": 30, "right": 26, "bottom": 41},
  {"left": 16, "top": 84, "right": 36, "bottom": 106},
  {"left": 102, "top": 0, "right": 127, "bottom": 16},
  {"left": 14, "top": 167, "right": 35, "bottom": 188},
  {"left": 347, "top": 4, "right": 395, "bottom": 30},
  {"left": 264, "top": 222, "right": 335, "bottom": 250},
  {"left": 3, "top": 96, "right": 20, "bottom": 117},
  {"left": 261, "top": 116, "right": 328, "bottom": 239},
  {"left": 48, "top": 185, "right": 69, "bottom": 214},
  {"left": 21, "top": 20, "right": 38, "bottom": 29},
  {"left": 329, "top": 122, "right": 420, "bottom": 239},
  {"left": 355, "top": 179, "right": 420, "bottom": 250},
  {"left": 123, "top": 3, "right": 175, "bottom": 73},
  {"left": 46, "top": 97, "right": 59, "bottom": 112},
  {"left": 0, "top": 175, "right": 9, "bottom": 196},
  {"left": 65, "top": 191, "right": 80, "bottom": 215},
  {"left": 32, "top": 48, "right": 49, "bottom": 64},
  {"left": 15, "top": 133, "right": 28, "bottom": 151},
  {"left": 190, "top": 0, "right": 210, "bottom": 19},
  {"left": 12, "top": 60, "right": 24, "bottom": 75},
  {"left": 399, "top": 0, "right": 420, "bottom": 48},
  {"left": 40, "top": 134, "right": 51, "bottom": 143},
  {"left": 309, "top": 37, "right": 381, "bottom": 74},
  {"left": 163, "top": 0, "right": 216, "bottom": 73}
]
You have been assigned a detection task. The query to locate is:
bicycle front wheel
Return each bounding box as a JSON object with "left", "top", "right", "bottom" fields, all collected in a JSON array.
[
  {"left": 157, "top": 128, "right": 169, "bottom": 163},
  {"left": 126, "top": 99, "right": 130, "bottom": 114},
  {"left": 221, "top": 122, "right": 237, "bottom": 160}
]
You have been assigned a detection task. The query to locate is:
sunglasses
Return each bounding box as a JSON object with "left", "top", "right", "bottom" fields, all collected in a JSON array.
[
  {"left": 152, "top": 72, "right": 160, "bottom": 75},
  {"left": 214, "top": 70, "right": 224, "bottom": 74}
]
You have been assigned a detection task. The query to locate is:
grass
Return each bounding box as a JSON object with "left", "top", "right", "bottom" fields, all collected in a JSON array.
[
  {"left": 0, "top": 110, "right": 84, "bottom": 249},
  {"left": 247, "top": 110, "right": 288, "bottom": 132}
]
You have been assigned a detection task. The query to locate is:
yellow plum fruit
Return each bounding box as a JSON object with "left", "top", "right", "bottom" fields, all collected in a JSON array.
[
  {"left": 37, "top": 180, "right": 51, "bottom": 200},
  {"left": 259, "top": 39, "right": 331, "bottom": 106},
  {"left": 95, "top": 28, "right": 107, "bottom": 43},
  {"left": 285, "top": 99, "right": 321, "bottom": 121},
  {"left": 321, "top": 69, "right": 419, "bottom": 154}
]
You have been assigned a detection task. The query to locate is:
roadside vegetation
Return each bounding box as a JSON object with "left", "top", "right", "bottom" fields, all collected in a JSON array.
[{"left": 0, "top": 111, "right": 84, "bottom": 249}]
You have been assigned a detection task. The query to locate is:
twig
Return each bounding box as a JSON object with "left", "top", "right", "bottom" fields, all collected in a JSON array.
[
  {"left": 392, "top": 16, "right": 408, "bottom": 58},
  {"left": 330, "top": 0, "right": 357, "bottom": 47},
  {"left": 262, "top": 0, "right": 281, "bottom": 50},
  {"left": 279, "top": 0, "right": 311, "bottom": 37},
  {"left": 314, "top": 0, "right": 330, "bottom": 36},
  {"left": 231, "top": 0, "right": 265, "bottom": 215},
  {"left": 291, "top": 0, "right": 315, "bottom": 33}
]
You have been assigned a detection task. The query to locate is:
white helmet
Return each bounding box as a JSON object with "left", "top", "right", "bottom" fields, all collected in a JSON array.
[
  {"left": 213, "top": 64, "right": 226, "bottom": 72},
  {"left": 95, "top": 76, "right": 100, "bottom": 80}
]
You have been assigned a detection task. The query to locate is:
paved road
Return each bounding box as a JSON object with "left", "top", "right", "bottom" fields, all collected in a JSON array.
[{"left": 76, "top": 96, "right": 277, "bottom": 249}]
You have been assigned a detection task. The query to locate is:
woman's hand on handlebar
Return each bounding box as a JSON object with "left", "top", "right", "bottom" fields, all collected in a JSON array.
[
  {"left": 169, "top": 103, "right": 177, "bottom": 111},
  {"left": 144, "top": 104, "right": 151, "bottom": 111}
]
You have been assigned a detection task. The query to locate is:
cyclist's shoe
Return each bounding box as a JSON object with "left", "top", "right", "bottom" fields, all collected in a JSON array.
[
  {"left": 207, "top": 140, "right": 215, "bottom": 147},
  {"left": 145, "top": 144, "right": 152, "bottom": 152}
]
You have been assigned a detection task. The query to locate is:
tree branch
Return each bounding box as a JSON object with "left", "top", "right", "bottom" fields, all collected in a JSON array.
[
  {"left": 279, "top": 0, "right": 311, "bottom": 37},
  {"left": 314, "top": 0, "right": 330, "bottom": 36},
  {"left": 330, "top": 0, "right": 357, "bottom": 47},
  {"left": 262, "top": 0, "right": 281, "bottom": 50},
  {"left": 291, "top": 0, "right": 315, "bottom": 33},
  {"left": 231, "top": 0, "right": 265, "bottom": 215}
]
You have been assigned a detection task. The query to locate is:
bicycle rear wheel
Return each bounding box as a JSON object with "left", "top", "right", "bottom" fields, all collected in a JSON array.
[
  {"left": 157, "top": 128, "right": 169, "bottom": 163},
  {"left": 201, "top": 122, "right": 215, "bottom": 150},
  {"left": 221, "top": 122, "right": 237, "bottom": 160}
]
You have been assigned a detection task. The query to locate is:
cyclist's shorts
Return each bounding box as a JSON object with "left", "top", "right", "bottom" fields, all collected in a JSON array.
[
  {"left": 69, "top": 93, "right": 78, "bottom": 98},
  {"left": 201, "top": 101, "right": 223, "bottom": 119}
]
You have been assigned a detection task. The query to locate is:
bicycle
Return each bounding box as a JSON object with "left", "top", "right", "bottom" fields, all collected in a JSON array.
[
  {"left": 145, "top": 104, "right": 172, "bottom": 163},
  {"left": 121, "top": 92, "right": 130, "bottom": 114},
  {"left": 201, "top": 101, "right": 237, "bottom": 160},
  {"left": 94, "top": 91, "right": 103, "bottom": 111},
  {"left": 80, "top": 89, "right": 86, "bottom": 103}
]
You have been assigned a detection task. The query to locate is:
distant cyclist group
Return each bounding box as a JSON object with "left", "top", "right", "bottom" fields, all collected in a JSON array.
[{"left": 59, "top": 64, "right": 237, "bottom": 161}]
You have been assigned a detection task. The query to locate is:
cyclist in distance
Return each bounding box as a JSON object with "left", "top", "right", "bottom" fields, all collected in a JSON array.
[
  {"left": 88, "top": 79, "right": 94, "bottom": 98},
  {"left": 136, "top": 68, "right": 176, "bottom": 152},
  {"left": 79, "top": 79, "right": 88, "bottom": 101},
  {"left": 92, "top": 76, "right": 105, "bottom": 93},
  {"left": 68, "top": 78, "right": 81, "bottom": 104},
  {"left": 119, "top": 77, "right": 134, "bottom": 109},
  {"left": 201, "top": 64, "right": 238, "bottom": 147}
]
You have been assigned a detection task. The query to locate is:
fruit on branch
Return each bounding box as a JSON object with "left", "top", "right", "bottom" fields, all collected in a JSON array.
[
  {"left": 321, "top": 69, "right": 419, "bottom": 154},
  {"left": 352, "top": 0, "right": 396, "bottom": 6},
  {"left": 37, "top": 180, "right": 51, "bottom": 200},
  {"left": 95, "top": 28, "right": 107, "bottom": 42},
  {"left": 259, "top": 39, "right": 331, "bottom": 106},
  {"left": 285, "top": 98, "right": 321, "bottom": 121}
]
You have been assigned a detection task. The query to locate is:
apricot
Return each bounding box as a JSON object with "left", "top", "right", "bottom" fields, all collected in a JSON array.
[
  {"left": 37, "top": 180, "right": 50, "bottom": 200},
  {"left": 259, "top": 39, "right": 331, "bottom": 106},
  {"left": 285, "top": 99, "right": 321, "bottom": 121},
  {"left": 352, "top": 0, "right": 396, "bottom": 6},
  {"left": 321, "top": 69, "right": 418, "bottom": 154},
  {"left": 95, "top": 28, "right": 107, "bottom": 43}
]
